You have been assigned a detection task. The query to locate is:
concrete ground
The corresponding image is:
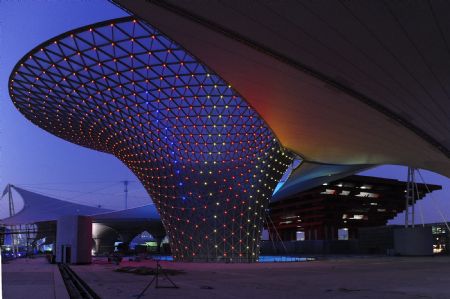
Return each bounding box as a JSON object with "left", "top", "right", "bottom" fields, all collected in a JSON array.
[
  {"left": 2, "top": 256, "right": 69, "bottom": 299},
  {"left": 3, "top": 255, "right": 450, "bottom": 298},
  {"left": 71, "top": 255, "right": 450, "bottom": 299}
]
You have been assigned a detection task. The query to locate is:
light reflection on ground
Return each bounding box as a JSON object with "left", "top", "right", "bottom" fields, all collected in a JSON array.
[{"left": 146, "top": 255, "right": 315, "bottom": 263}]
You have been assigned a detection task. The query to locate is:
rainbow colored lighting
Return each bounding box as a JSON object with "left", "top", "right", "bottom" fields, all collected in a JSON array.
[{"left": 9, "top": 17, "right": 293, "bottom": 262}]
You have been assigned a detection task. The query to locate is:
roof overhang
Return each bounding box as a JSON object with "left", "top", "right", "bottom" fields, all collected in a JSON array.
[{"left": 112, "top": 0, "right": 450, "bottom": 186}]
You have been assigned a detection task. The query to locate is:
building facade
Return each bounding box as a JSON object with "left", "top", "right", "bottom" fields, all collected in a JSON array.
[{"left": 268, "top": 175, "right": 441, "bottom": 241}]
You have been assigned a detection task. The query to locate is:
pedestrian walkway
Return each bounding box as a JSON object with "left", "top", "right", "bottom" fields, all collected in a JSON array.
[{"left": 2, "top": 256, "right": 69, "bottom": 299}]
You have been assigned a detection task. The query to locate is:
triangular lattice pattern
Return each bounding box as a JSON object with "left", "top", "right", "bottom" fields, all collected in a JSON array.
[{"left": 9, "top": 17, "right": 293, "bottom": 262}]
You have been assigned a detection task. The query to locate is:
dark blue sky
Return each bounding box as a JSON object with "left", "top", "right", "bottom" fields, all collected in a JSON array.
[{"left": 1, "top": 0, "right": 449, "bottom": 223}]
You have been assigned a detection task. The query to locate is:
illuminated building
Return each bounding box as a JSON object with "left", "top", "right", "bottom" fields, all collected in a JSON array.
[
  {"left": 268, "top": 175, "right": 441, "bottom": 241},
  {"left": 9, "top": 18, "right": 292, "bottom": 262}
]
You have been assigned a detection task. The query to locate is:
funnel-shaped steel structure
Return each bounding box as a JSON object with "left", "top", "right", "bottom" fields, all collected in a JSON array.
[{"left": 9, "top": 17, "right": 292, "bottom": 262}]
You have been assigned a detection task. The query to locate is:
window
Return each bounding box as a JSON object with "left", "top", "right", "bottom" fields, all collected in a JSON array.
[
  {"left": 296, "top": 231, "right": 305, "bottom": 241},
  {"left": 338, "top": 228, "right": 349, "bottom": 240},
  {"left": 356, "top": 192, "right": 379, "bottom": 198},
  {"left": 320, "top": 189, "right": 336, "bottom": 195}
]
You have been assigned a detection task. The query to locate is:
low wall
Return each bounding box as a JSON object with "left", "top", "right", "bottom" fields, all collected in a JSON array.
[
  {"left": 261, "top": 226, "right": 434, "bottom": 256},
  {"left": 260, "top": 240, "right": 360, "bottom": 255},
  {"left": 394, "top": 227, "right": 433, "bottom": 256}
]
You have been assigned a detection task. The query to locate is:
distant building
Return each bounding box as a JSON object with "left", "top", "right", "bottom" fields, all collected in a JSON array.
[
  {"left": 267, "top": 175, "right": 441, "bottom": 241},
  {"left": 428, "top": 223, "right": 450, "bottom": 254}
]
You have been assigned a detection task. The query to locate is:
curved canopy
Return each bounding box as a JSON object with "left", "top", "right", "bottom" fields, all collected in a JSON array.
[
  {"left": 93, "top": 204, "right": 160, "bottom": 221},
  {"left": 93, "top": 204, "right": 165, "bottom": 240},
  {"left": 113, "top": 0, "right": 450, "bottom": 184},
  {"left": 272, "top": 162, "right": 373, "bottom": 201},
  {"left": 0, "top": 186, "right": 111, "bottom": 226},
  {"left": 1, "top": 186, "right": 164, "bottom": 238}
]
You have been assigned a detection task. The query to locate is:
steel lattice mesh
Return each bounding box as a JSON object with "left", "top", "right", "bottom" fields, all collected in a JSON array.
[{"left": 9, "top": 17, "right": 293, "bottom": 262}]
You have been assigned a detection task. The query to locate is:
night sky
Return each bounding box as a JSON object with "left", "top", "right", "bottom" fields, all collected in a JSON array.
[{"left": 1, "top": 0, "right": 450, "bottom": 224}]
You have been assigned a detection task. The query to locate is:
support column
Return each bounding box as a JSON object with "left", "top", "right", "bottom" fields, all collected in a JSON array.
[{"left": 155, "top": 146, "right": 293, "bottom": 262}]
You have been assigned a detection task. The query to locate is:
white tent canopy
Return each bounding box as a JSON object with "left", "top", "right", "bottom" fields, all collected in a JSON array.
[{"left": 0, "top": 186, "right": 112, "bottom": 226}]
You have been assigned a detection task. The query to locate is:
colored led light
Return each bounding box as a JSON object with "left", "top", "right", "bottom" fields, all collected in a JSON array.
[{"left": 9, "top": 17, "right": 293, "bottom": 263}]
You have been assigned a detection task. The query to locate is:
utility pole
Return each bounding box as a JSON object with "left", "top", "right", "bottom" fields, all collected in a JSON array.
[
  {"left": 412, "top": 169, "right": 416, "bottom": 228},
  {"left": 7, "top": 184, "right": 15, "bottom": 218},
  {"left": 123, "top": 180, "right": 129, "bottom": 210},
  {"left": 405, "top": 167, "right": 416, "bottom": 228}
]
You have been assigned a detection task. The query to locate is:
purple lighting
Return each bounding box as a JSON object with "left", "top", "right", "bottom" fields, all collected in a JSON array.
[{"left": 9, "top": 17, "right": 293, "bottom": 262}]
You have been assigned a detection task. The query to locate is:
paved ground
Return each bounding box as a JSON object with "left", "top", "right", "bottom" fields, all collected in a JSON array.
[
  {"left": 3, "top": 256, "right": 450, "bottom": 298},
  {"left": 71, "top": 255, "right": 450, "bottom": 299},
  {"left": 2, "top": 257, "right": 69, "bottom": 299}
]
